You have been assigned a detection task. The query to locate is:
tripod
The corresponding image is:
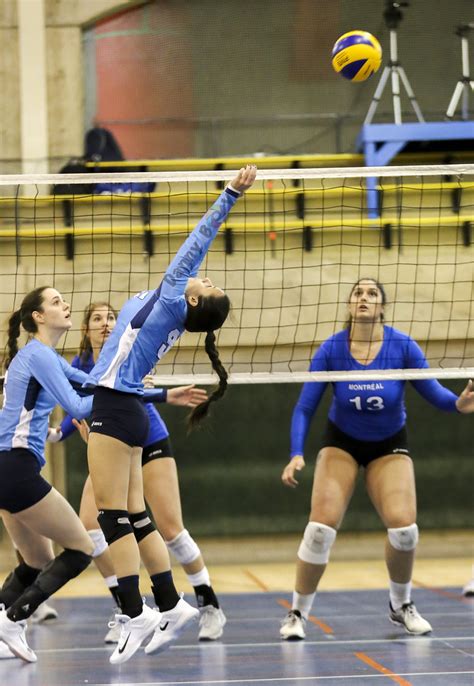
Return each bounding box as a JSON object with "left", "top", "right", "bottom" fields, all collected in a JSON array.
[
  {"left": 446, "top": 24, "right": 474, "bottom": 120},
  {"left": 364, "top": 1, "right": 424, "bottom": 125}
]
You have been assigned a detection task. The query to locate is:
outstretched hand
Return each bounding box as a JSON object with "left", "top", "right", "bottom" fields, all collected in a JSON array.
[
  {"left": 229, "top": 165, "right": 257, "bottom": 194},
  {"left": 281, "top": 455, "right": 306, "bottom": 488},
  {"left": 167, "top": 384, "right": 208, "bottom": 408},
  {"left": 456, "top": 379, "right": 474, "bottom": 413}
]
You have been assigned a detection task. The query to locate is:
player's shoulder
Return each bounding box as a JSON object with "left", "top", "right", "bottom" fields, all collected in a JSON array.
[
  {"left": 310, "top": 329, "right": 346, "bottom": 361},
  {"left": 321, "top": 328, "right": 348, "bottom": 349},
  {"left": 25, "top": 338, "right": 57, "bottom": 362},
  {"left": 383, "top": 325, "right": 413, "bottom": 345}
]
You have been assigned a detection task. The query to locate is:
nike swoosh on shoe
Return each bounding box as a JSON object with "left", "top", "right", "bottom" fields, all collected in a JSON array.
[{"left": 118, "top": 633, "right": 131, "bottom": 653}]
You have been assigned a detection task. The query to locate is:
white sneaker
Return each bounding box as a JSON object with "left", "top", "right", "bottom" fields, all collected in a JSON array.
[
  {"left": 109, "top": 604, "right": 160, "bottom": 665},
  {"left": 0, "top": 609, "right": 37, "bottom": 662},
  {"left": 144, "top": 597, "right": 199, "bottom": 655},
  {"left": 198, "top": 606, "right": 226, "bottom": 641},
  {"left": 30, "top": 602, "right": 58, "bottom": 624},
  {"left": 105, "top": 609, "right": 122, "bottom": 644},
  {"left": 0, "top": 641, "right": 16, "bottom": 659},
  {"left": 280, "top": 610, "right": 306, "bottom": 640},
  {"left": 463, "top": 579, "right": 474, "bottom": 597},
  {"left": 389, "top": 602, "right": 432, "bottom": 635}
]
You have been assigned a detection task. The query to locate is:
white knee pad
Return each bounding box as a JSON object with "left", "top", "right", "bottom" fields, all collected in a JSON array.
[
  {"left": 297, "top": 522, "right": 337, "bottom": 565},
  {"left": 166, "top": 529, "right": 200, "bottom": 565},
  {"left": 88, "top": 529, "right": 108, "bottom": 558},
  {"left": 387, "top": 523, "right": 419, "bottom": 551}
]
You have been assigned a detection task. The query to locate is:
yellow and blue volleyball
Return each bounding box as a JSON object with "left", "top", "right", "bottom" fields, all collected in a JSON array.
[{"left": 332, "top": 30, "right": 382, "bottom": 82}]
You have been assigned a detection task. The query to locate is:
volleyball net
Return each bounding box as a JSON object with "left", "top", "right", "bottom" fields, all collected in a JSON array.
[{"left": 0, "top": 164, "right": 473, "bottom": 385}]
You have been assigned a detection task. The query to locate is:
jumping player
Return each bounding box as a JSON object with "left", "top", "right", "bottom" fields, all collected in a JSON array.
[
  {"left": 85, "top": 165, "right": 257, "bottom": 664},
  {"left": 55, "top": 301, "right": 226, "bottom": 643}
]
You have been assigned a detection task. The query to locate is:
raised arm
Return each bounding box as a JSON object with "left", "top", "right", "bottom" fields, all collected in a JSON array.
[{"left": 160, "top": 165, "right": 256, "bottom": 300}]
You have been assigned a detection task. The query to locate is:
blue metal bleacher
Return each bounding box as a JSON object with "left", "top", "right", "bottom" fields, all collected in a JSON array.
[{"left": 357, "top": 121, "right": 474, "bottom": 217}]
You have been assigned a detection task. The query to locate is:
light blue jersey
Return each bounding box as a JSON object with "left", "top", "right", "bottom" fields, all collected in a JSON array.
[
  {"left": 290, "top": 326, "right": 459, "bottom": 456},
  {"left": 0, "top": 338, "right": 93, "bottom": 466},
  {"left": 86, "top": 187, "right": 240, "bottom": 394}
]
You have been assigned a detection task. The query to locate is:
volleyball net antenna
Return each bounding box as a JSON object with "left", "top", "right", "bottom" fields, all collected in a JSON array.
[{"left": 0, "top": 164, "right": 473, "bottom": 386}]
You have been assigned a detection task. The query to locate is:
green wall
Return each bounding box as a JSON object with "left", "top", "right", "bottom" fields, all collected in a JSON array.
[{"left": 65, "top": 380, "right": 473, "bottom": 536}]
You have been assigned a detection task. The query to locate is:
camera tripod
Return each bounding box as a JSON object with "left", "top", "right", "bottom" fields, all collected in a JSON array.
[
  {"left": 446, "top": 23, "right": 474, "bottom": 120},
  {"left": 364, "top": 1, "right": 424, "bottom": 125}
]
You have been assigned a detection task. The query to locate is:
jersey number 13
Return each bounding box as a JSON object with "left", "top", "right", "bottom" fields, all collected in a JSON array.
[{"left": 349, "top": 396, "right": 385, "bottom": 411}]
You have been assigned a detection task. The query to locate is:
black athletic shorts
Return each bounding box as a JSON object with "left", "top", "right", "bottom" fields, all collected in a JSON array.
[
  {"left": 142, "top": 437, "right": 174, "bottom": 466},
  {"left": 321, "top": 420, "right": 410, "bottom": 467},
  {"left": 0, "top": 449, "right": 52, "bottom": 513},
  {"left": 90, "top": 387, "right": 150, "bottom": 448}
]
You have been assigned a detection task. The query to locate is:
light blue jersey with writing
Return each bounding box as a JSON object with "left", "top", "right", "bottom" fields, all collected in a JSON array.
[
  {"left": 290, "top": 326, "right": 459, "bottom": 456},
  {"left": 86, "top": 188, "right": 239, "bottom": 394},
  {"left": 0, "top": 339, "right": 93, "bottom": 466}
]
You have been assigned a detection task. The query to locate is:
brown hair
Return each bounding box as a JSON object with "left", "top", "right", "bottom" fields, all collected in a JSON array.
[
  {"left": 78, "top": 301, "right": 117, "bottom": 364},
  {"left": 5, "top": 286, "right": 49, "bottom": 368}
]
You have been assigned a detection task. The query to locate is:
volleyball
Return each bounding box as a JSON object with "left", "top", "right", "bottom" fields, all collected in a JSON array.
[{"left": 331, "top": 30, "right": 382, "bottom": 82}]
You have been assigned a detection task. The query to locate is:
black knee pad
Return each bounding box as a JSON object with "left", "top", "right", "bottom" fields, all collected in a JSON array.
[
  {"left": 7, "top": 549, "right": 91, "bottom": 622},
  {"left": 98, "top": 509, "right": 133, "bottom": 545},
  {"left": 129, "top": 510, "right": 156, "bottom": 543},
  {"left": 0, "top": 563, "right": 40, "bottom": 608},
  {"left": 35, "top": 548, "right": 92, "bottom": 597}
]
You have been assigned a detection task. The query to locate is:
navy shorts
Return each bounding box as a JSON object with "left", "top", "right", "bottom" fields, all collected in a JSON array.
[
  {"left": 0, "top": 449, "right": 52, "bottom": 513},
  {"left": 142, "top": 437, "right": 174, "bottom": 466},
  {"left": 321, "top": 420, "right": 410, "bottom": 467},
  {"left": 90, "top": 387, "right": 150, "bottom": 448}
]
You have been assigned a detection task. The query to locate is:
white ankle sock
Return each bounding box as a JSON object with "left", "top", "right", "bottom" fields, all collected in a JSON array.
[
  {"left": 104, "top": 574, "right": 118, "bottom": 589},
  {"left": 389, "top": 580, "right": 411, "bottom": 610},
  {"left": 187, "top": 567, "right": 211, "bottom": 587},
  {"left": 292, "top": 591, "right": 316, "bottom": 619}
]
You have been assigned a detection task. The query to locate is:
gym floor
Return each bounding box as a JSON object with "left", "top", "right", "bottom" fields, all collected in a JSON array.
[{"left": 0, "top": 531, "right": 472, "bottom": 685}]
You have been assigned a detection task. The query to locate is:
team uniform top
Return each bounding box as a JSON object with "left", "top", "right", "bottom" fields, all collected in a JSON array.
[
  {"left": 60, "top": 352, "right": 169, "bottom": 444},
  {"left": 290, "top": 326, "right": 459, "bottom": 457},
  {"left": 0, "top": 338, "right": 93, "bottom": 466},
  {"left": 86, "top": 187, "right": 239, "bottom": 394}
]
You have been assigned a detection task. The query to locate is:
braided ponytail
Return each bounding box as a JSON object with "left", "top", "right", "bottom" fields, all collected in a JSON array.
[
  {"left": 5, "top": 310, "right": 22, "bottom": 368},
  {"left": 188, "top": 331, "right": 228, "bottom": 429},
  {"left": 4, "top": 286, "right": 49, "bottom": 369}
]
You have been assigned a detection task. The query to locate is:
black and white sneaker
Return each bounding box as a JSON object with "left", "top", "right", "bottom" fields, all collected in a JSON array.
[
  {"left": 144, "top": 597, "right": 199, "bottom": 655},
  {"left": 198, "top": 606, "right": 226, "bottom": 641},
  {"left": 280, "top": 609, "right": 306, "bottom": 640},
  {"left": 0, "top": 608, "right": 37, "bottom": 662},
  {"left": 104, "top": 608, "right": 121, "bottom": 644},
  {"left": 109, "top": 604, "right": 160, "bottom": 665},
  {"left": 389, "top": 602, "right": 432, "bottom": 635}
]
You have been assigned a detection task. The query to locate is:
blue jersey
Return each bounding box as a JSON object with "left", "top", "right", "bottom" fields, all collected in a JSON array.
[
  {"left": 0, "top": 339, "right": 93, "bottom": 466},
  {"left": 86, "top": 188, "right": 239, "bottom": 394},
  {"left": 290, "top": 326, "right": 459, "bottom": 456},
  {"left": 60, "top": 352, "right": 168, "bottom": 445}
]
